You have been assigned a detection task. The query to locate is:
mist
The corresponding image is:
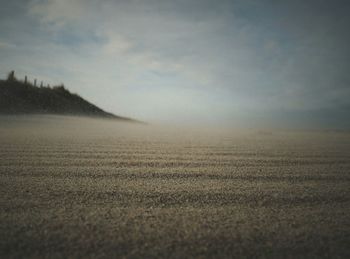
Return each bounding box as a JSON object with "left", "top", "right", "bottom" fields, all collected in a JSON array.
[
  {"left": 1, "top": 0, "right": 349, "bottom": 128},
  {"left": 2, "top": 2, "right": 350, "bottom": 256}
]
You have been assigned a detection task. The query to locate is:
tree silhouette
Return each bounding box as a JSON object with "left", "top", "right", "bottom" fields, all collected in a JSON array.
[{"left": 7, "top": 71, "right": 16, "bottom": 81}]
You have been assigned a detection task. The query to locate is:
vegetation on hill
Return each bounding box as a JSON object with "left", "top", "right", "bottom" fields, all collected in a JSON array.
[{"left": 0, "top": 71, "right": 135, "bottom": 121}]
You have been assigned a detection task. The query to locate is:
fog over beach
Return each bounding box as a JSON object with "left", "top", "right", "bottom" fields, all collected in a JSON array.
[{"left": 1, "top": 0, "right": 350, "bottom": 258}]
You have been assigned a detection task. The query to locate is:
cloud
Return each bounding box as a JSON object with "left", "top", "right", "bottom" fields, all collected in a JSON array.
[
  {"left": 0, "top": 0, "right": 349, "bottom": 127},
  {"left": 28, "top": 0, "right": 86, "bottom": 27},
  {"left": 0, "top": 41, "right": 15, "bottom": 49}
]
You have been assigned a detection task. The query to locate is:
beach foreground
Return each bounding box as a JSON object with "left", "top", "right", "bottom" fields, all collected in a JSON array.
[{"left": 0, "top": 116, "right": 349, "bottom": 258}]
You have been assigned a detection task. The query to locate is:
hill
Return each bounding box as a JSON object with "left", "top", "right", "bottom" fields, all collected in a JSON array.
[{"left": 0, "top": 71, "right": 136, "bottom": 122}]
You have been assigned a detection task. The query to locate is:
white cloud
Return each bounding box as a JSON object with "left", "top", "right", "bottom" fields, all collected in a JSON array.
[
  {"left": 102, "top": 32, "right": 133, "bottom": 55},
  {"left": 27, "top": 0, "right": 227, "bottom": 84},
  {"left": 29, "top": 0, "right": 86, "bottom": 27}
]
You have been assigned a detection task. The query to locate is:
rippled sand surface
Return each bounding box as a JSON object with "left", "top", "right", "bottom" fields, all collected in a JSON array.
[{"left": 1, "top": 115, "right": 349, "bottom": 258}]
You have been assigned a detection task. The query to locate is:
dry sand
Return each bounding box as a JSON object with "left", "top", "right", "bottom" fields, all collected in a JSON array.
[{"left": 0, "top": 115, "right": 349, "bottom": 258}]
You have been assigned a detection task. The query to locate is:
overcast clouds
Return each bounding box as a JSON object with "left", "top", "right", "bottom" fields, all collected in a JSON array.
[{"left": 0, "top": 0, "right": 349, "bottom": 128}]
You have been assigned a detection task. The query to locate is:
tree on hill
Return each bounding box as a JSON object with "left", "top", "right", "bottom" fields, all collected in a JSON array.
[
  {"left": 7, "top": 70, "right": 16, "bottom": 81},
  {"left": 0, "top": 70, "right": 137, "bottom": 122}
]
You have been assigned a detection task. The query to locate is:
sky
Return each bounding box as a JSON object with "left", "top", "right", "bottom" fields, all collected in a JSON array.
[{"left": 0, "top": 0, "right": 349, "bottom": 128}]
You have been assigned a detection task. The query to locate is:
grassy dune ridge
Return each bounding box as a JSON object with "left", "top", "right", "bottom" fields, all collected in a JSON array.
[{"left": 0, "top": 115, "right": 349, "bottom": 258}]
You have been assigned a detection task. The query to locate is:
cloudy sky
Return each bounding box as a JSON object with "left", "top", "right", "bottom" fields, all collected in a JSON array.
[{"left": 0, "top": 0, "right": 349, "bottom": 128}]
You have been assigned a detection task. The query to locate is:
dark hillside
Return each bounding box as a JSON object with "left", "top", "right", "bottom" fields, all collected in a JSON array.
[{"left": 0, "top": 71, "right": 135, "bottom": 121}]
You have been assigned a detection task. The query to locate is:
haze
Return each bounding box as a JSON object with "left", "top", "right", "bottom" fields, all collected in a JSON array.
[{"left": 0, "top": 0, "right": 349, "bottom": 128}]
